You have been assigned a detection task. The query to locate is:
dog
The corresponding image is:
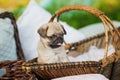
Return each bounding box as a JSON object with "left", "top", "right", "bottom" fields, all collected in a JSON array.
[{"left": 37, "top": 22, "right": 69, "bottom": 63}]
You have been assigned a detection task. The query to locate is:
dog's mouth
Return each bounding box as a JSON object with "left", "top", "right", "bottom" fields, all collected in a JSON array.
[{"left": 49, "top": 37, "right": 64, "bottom": 48}]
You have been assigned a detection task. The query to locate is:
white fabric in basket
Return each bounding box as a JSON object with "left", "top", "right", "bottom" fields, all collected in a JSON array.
[
  {"left": 17, "top": 0, "right": 85, "bottom": 60},
  {"left": 0, "top": 18, "right": 17, "bottom": 76},
  {"left": 68, "top": 45, "right": 115, "bottom": 62},
  {"left": 0, "top": 18, "right": 17, "bottom": 61},
  {"left": 52, "top": 74, "right": 109, "bottom": 80}
]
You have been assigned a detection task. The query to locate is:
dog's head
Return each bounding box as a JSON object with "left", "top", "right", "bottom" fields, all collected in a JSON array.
[{"left": 38, "top": 22, "right": 66, "bottom": 48}]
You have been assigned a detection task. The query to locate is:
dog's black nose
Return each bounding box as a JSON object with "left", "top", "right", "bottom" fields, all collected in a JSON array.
[{"left": 57, "top": 37, "right": 64, "bottom": 44}]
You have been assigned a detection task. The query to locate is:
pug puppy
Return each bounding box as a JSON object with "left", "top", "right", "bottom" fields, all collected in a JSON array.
[{"left": 37, "top": 22, "right": 69, "bottom": 63}]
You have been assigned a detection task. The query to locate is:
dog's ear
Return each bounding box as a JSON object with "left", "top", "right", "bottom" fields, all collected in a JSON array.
[
  {"left": 38, "top": 25, "right": 49, "bottom": 38},
  {"left": 61, "top": 24, "right": 67, "bottom": 35}
]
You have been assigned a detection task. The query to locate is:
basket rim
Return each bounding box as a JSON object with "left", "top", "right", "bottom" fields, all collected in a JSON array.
[{"left": 22, "top": 58, "right": 102, "bottom": 72}]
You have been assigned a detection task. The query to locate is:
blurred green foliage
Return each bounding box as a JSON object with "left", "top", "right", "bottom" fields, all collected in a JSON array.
[
  {"left": 12, "top": 6, "right": 25, "bottom": 19},
  {"left": 40, "top": 0, "right": 120, "bottom": 29},
  {"left": 0, "top": 0, "right": 29, "bottom": 19}
]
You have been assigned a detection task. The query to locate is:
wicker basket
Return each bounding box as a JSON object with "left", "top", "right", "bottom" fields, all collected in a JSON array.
[
  {"left": 22, "top": 5, "right": 120, "bottom": 80},
  {"left": 0, "top": 12, "right": 36, "bottom": 80}
]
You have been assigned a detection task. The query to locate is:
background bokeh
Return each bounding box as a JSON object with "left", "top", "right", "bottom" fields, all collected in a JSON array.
[{"left": 0, "top": 0, "right": 120, "bottom": 29}]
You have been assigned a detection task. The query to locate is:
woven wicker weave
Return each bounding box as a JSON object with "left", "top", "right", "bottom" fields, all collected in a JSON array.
[
  {"left": 22, "top": 5, "right": 120, "bottom": 80},
  {"left": 0, "top": 12, "right": 36, "bottom": 80}
]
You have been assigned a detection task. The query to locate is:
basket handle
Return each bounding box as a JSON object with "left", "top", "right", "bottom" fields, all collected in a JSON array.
[
  {"left": 49, "top": 5, "right": 104, "bottom": 22},
  {"left": 48, "top": 5, "right": 120, "bottom": 67}
]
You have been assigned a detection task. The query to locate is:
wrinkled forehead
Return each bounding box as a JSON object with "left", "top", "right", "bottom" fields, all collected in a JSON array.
[{"left": 47, "top": 23, "right": 64, "bottom": 36}]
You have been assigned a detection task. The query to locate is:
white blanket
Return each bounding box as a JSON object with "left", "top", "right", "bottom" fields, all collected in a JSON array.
[
  {"left": 52, "top": 74, "right": 109, "bottom": 80},
  {"left": 69, "top": 45, "right": 114, "bottom": 62}
]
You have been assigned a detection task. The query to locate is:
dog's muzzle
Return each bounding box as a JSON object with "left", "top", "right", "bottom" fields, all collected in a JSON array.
[{"left": 49, "top": 36, "right": 64, "bottom": 48}]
